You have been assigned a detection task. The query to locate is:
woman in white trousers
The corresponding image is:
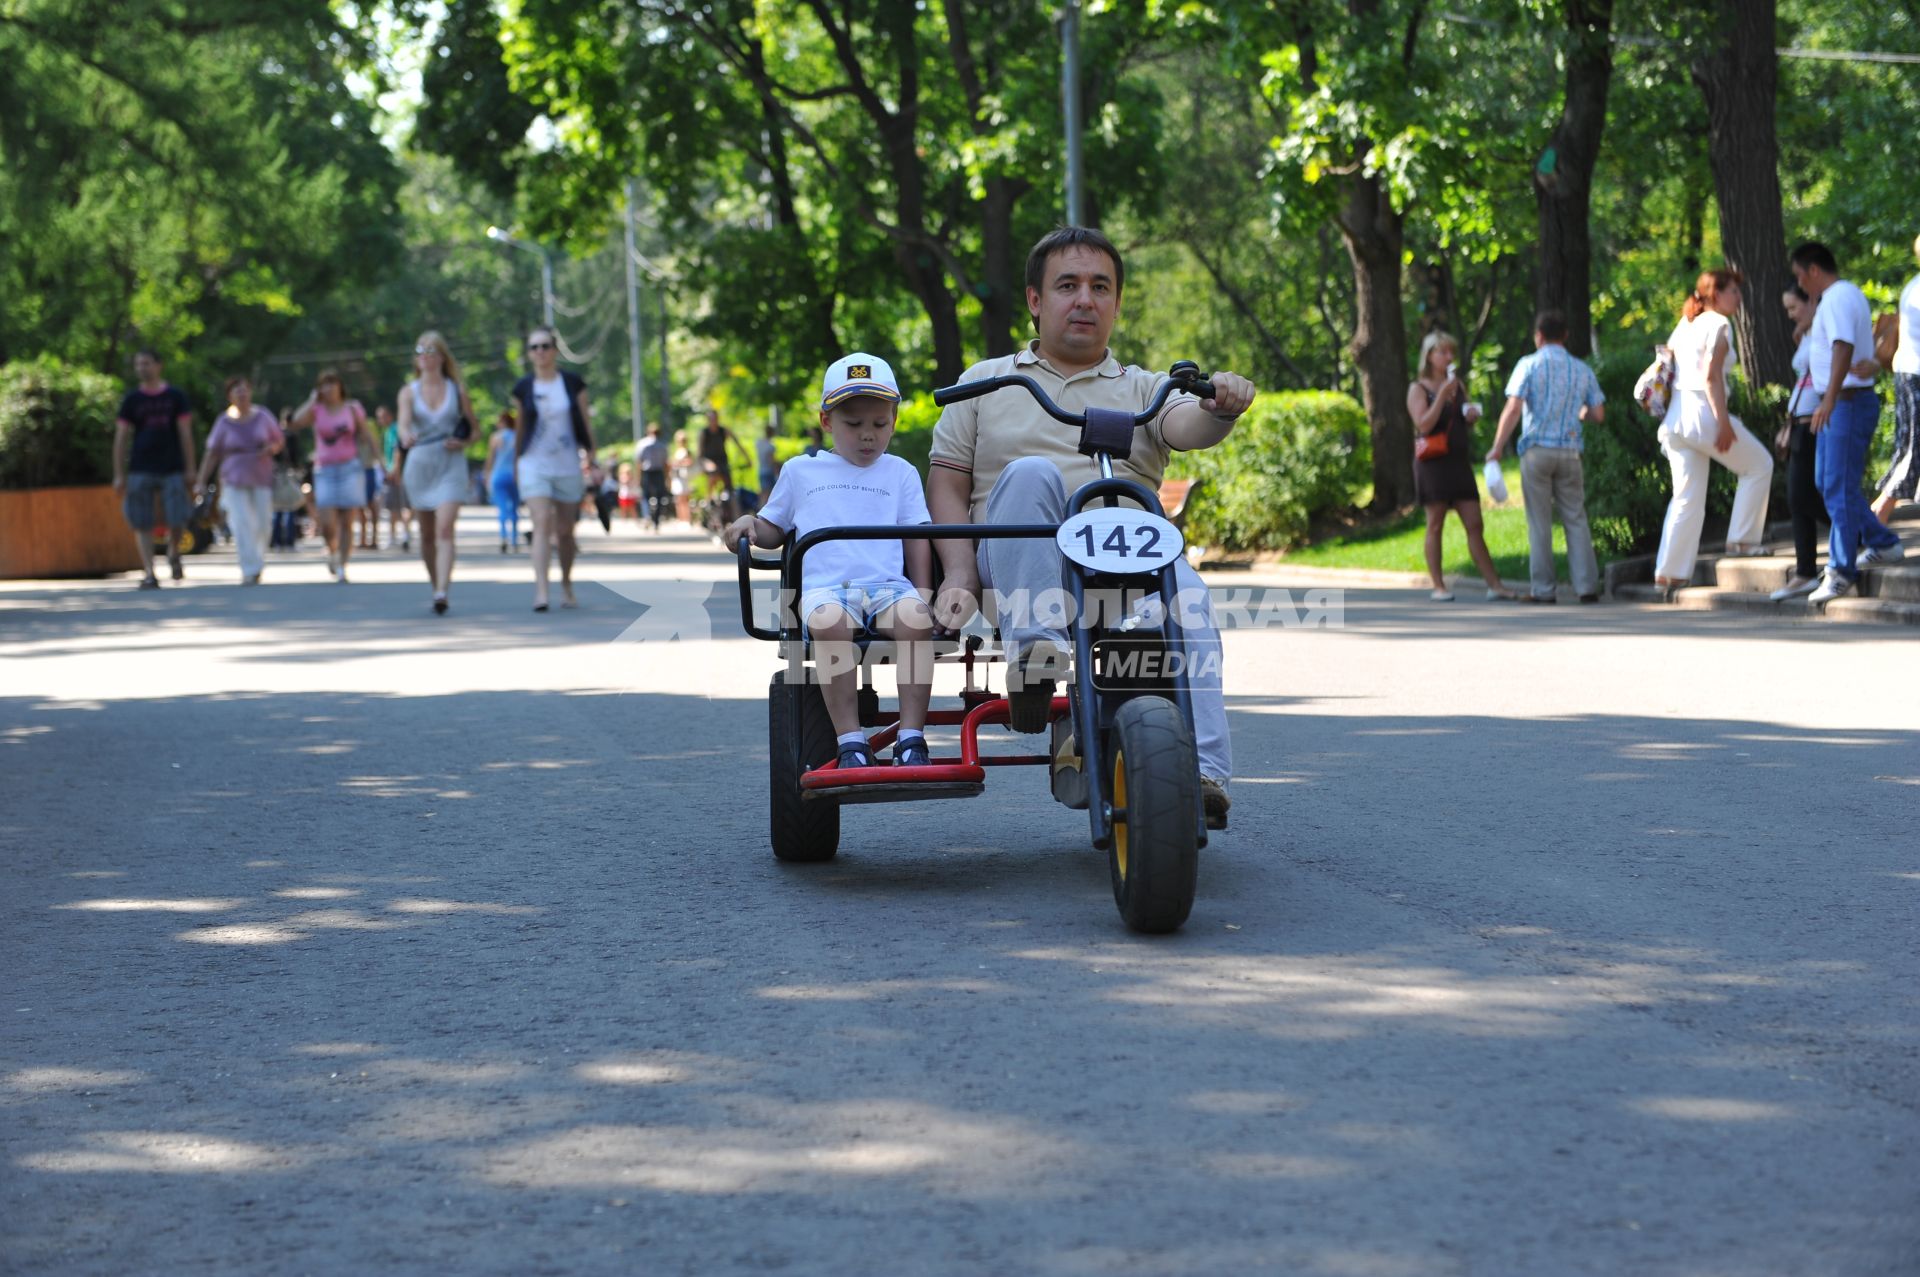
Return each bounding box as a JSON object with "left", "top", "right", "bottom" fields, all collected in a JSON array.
[
  {"left": 195, "top": 376, "right": 285, "bottom": 585},
  {"left": 1655, "top": 268, "right": 1773, "bottom": 589}
]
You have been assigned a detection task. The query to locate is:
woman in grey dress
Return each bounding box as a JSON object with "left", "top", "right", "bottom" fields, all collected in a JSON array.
[{"left": 395, "top": 330, "right": 477, "bottom": 614}]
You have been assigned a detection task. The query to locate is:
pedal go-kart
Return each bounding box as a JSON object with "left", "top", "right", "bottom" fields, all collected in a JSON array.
[{"left": 736, "top": 363, "right": 1218, "bottom": 933}]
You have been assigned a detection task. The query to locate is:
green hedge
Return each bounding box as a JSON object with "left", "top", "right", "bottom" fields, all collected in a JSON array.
[
  {"left": 1169, "top": 391, "right": 1371, "bottom": 551},
  {"left": 0, "top": 358, "right": 122, "bottom": 489}
]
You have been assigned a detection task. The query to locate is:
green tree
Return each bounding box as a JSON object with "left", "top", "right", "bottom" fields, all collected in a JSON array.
[{"left": 0, "top": 0, "right": 403, "bottom": 396}]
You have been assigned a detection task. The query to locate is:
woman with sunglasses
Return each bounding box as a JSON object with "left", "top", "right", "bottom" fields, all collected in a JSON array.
[
  {"left": 395, "top": 331, "right": 478, "bottom": 614},
  {"left": 508, "top": 325, "right": 596, "bottom": 611}
]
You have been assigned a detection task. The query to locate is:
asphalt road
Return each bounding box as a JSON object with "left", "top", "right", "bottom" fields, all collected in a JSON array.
[{"left": 2, "top": 511, "right": 1916, "bottom": 1276}]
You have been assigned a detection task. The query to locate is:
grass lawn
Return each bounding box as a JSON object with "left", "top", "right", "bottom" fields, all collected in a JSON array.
[{"left": 1273, "top": 460, "right": 1569, "bottom": 583}]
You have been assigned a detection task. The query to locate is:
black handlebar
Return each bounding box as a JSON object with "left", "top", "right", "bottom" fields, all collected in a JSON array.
[{"left": 932, "top": 359, "right": 1217, "bottom": 423}]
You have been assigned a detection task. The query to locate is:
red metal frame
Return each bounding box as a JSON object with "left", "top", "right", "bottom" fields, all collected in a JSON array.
[{"left": 798, "top": 696, "right": 1069, "bottom": 790}]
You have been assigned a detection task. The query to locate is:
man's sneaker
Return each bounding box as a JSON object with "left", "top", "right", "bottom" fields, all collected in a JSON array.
[
  {"left": 138, "top": 575, "right": 160, "bottom": 590},
  {"left": 1808, "top": 570, "right": 1854, "bottom": 604},
  {"left": 167, "top": 551, "right": 184, "bottom": 581},
  {"left": 1200, "top": 776, "right": 1230, "bottom": 831},
  {"left": 894, "top": 737, "right": 931, "bottom": 768},
  {"left": 836, "top": 743, "right": 875, "bottom": 771},
  {"left": 1860, "top": 541, "right": 1907, "bottom": 567},
  {"left": 1006, "top": 639, "right": 1066, "bottom": 734},
  {"left": 1769, "top": 574, "right": 1819, "bottom": 602}
]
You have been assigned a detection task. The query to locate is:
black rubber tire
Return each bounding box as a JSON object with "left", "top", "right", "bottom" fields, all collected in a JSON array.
[
  {"left": 769, "top": 670, "right": 840, "bottom": 862},
  {"left": 1106, "top": 695, "right": 1200, "bottom": 934}
]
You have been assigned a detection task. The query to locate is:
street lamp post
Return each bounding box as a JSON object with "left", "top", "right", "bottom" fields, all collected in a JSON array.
[
  {"left": 486, "top": 225, "right": 555, "bottom": 329},
  {"left": 1059, "top": 0, "right": 1085, "bottom": 226}
]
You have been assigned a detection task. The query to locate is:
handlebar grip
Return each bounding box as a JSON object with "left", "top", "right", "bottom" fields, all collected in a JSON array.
[
  {"left": 1190, "top": 380, "right": 1216, "bottom": 401},
  {"left": 932, "top": 382, "right": 983, "bottom": 407}
]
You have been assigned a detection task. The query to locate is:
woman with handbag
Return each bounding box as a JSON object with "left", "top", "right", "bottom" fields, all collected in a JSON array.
[
  {"left": 396, "top": 330, "right": 479, "bottom": 614},
  {"left": 194, "top": 375, "right": 284, "bottom": 585},
  {"left": 1653, "top": 269, "right": 1773, "bottom": 591},
  {"left": 1769, "top": 285, "right": 1825, "bottom": 600},
  {"left": 292, "top": 370, "right": 378, "bottom": 583},
  {"left": 1407, "top": 331, "right": 1518, "bottom": 602}
]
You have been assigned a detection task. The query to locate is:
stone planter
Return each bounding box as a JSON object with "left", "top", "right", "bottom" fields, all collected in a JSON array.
[{"left": 0, "top": 484, "right": 142, "bottom": 579}]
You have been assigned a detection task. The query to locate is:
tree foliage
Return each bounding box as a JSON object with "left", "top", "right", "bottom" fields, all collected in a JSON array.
[{"left": 0, "top": 0, "right": 404, "bottom": 398}]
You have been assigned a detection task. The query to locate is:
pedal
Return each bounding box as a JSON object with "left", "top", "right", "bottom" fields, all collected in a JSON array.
[{"left": 1049, "top": 719, "right": 1088, "bottom": 810}]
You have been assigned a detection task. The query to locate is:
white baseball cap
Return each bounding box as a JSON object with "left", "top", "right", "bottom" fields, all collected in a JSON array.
[{"left": 819, "top": 352, "right": 900, "bottom": 409}]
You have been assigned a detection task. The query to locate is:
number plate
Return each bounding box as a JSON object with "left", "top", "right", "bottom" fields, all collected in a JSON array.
[{"left": 1056, "top": 508, "right": 1184, "bottom": 574}]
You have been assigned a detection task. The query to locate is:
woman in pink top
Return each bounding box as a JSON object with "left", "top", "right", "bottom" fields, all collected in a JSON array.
[
  {"left": 194, "top": 375, "right": 284, "bottom": 585},
  {"left": 293, "top": 370, "right": 376, "bottom": 583}
]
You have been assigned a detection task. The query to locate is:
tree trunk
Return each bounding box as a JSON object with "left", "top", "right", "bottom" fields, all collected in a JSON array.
[
  {"left": 1692, "top": 0, "right": 1793, "bottom": 385},
  {"left": 976, "top": 176, "right": 1020, "bottom": 358},
  {"left": 1339, "top": 172, "right": 1415, "bottom": 511},
  {"left": 1533, "top": 0, "right": 1613, "bottom": 359}
]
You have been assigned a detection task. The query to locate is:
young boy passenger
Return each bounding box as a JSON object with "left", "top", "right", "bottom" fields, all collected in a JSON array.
[{"left": 724, "top": 354, "right": 937, "bottom": 770}]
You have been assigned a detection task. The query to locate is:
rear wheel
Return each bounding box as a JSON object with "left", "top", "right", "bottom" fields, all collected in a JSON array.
[
  {"left": 1106, "top": 696, "right": 1199, "bottom": 933},
  {"left": 769, "top": 670, "right": 840, "bottom": 862}
]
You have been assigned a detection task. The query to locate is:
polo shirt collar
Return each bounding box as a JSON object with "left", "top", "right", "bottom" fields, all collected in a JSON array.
[{"left": 1015, "top": 340, "right": 1124, "bottom": 382}]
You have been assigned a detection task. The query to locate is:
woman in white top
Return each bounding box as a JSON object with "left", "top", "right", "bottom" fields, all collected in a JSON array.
[
  {"left": 508, "top": 325, "right": 595, "bottom": 611},
  {"left": 395, "top": 330, "right": 478, "bottom": 615},
  {"left": 1653, "top": 268, "right": 1773, "bottom": 590}
]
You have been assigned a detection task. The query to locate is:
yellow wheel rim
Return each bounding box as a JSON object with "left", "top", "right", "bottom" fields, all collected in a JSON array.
[{"left": 1111, "top": 747, "right": 1128, "bottom": 883}]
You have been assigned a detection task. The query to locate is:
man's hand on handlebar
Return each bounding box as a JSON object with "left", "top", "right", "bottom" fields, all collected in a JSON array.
[
  {"left": 721, "top": 515, "right": 757, "bottom": 552},
  {"left": 1201, "top": 371, "right": 1256, "bottom": 420}
]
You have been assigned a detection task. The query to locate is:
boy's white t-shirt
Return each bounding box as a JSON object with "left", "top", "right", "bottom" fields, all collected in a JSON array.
[{"left": 757, "top": 450, "right": 930, "bottom": 595}]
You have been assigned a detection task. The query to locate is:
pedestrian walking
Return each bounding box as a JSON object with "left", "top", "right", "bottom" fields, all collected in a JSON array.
[
  {"left": 1406, "top": 331, "right": 1517, "bottom": 602},
  {"left": 509, "top": 324, "right": 595, "bottom": 611},
  {"left": 1770, "top": 286, "right": 1827, "bottom": 600},
  {"left": 592, "top": 459, "right": 620, "bottom": 533},
  {"left": 1872, "top": 233, "right": 1920, "bottom": 525},
  {"left": 270, "top": 409, "right": 305, "bottom": 549},
  {"left": 637, "top": 424, "right": 669, "bottom": 531},
  {"left": 378, "top": 404, "right": 412, "bottom": 551},
  {"left": 293, "top": 371, "right": 376, "bottom": 583},
  {"left": 358, "top": 410, "right": 384, "bottom": 549},
  {"left": 111, "top": 350, "right": 197, "bottom": 589},
  {"left": 487, "top": 411, "right": 520, "bottom": 553},
  {"left": 396, "top": 330, "right": 478, "bottom": 615},
  {"left": 194, "top": 375, "right": 283, "bottom": 585},
  {"left": 1485, "top": 311, "right": 1605, "bottom": 604},
  {"left": 670, "top": 440, "right": 693, "bottom": 524},
  {"left": 617, "top": 461, "right": 638, "bottom": 520},
  {"left": 1793, "top": 243, "right": 1906, "bottom": 603},
  {"left": 1653, "top": 269, "right": 1773, "bottom": 589},
  {"left": 698, "top": 408, "right": 743, "bottom": 523},
  {"left": 757, "top": 423, "right": 781, "bottom": 497}
]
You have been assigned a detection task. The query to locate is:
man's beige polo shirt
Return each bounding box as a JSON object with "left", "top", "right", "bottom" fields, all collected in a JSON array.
[{"left": 930, "top": 342, "right": 1195, "bottom": 520}]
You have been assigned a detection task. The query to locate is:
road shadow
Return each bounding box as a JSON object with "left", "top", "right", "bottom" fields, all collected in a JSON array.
[{"left": 2, "top": 688, "right": 1915, "bottom": 1275}]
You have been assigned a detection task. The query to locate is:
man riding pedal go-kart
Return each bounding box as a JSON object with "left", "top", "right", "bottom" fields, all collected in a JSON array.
[{"left": 927, "top": 226, "right": 1254, "bottom": 830}]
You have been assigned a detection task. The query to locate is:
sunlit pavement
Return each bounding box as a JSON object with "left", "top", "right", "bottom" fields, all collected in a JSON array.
[{"left": 3, "top": 506, "right": 1916, "bottom": 1276}]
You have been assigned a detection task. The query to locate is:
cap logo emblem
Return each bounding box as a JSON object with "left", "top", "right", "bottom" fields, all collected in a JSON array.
[{"left": 846, "top": 364, "right": 871, "bottom": 379}]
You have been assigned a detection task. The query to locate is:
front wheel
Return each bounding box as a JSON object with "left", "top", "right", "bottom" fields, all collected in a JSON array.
[
  {"left": 768, "top": 670, "right": 840, "bottom": 862},
  {"left": 1106, "top": 696, "right": 1199, "bottom": 934}
]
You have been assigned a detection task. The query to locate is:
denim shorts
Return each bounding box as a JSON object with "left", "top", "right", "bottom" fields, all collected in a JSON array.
[
  {"left": 122, "top": 471, "right": 190, "bottom": 530},
  {"left": 518, "top": 469, "right": 585, "bottom": 504},
  {"left": 312, "top": 461, "right": 363, "bottom": 509},
  {"left": 799, "top": 581, "right": 921, "bottom": 627}
]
